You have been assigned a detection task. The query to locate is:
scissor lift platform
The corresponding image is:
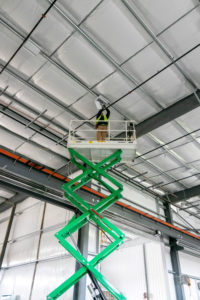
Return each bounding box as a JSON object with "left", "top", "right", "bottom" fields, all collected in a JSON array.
[
  {"left": 47, "top": 120, "right": 137, "bottom": 300},
  {"left": 68, "top": 120, "right": 137, "bottom": 163}
]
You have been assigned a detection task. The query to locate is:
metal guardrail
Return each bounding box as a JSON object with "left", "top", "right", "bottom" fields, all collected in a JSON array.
[{"left": 68, "top": 120, "right": 136, "bottom": 142}]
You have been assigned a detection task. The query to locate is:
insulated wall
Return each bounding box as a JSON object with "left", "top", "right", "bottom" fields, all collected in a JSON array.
[
  {"left": 0, "top": 197, "right": 76, "bottom": 300},
  {"left": 100, "top": 240, "right": 170, "bottom": 300},
  {"left": 0, "top": 195, "right": 185, "bottom": 300}
]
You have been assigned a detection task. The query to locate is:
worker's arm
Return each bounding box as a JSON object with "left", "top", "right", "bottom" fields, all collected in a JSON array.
[
  {"left": 96, "top": 109, "right": 103, "bottom": 118},
  {"left": 106, "top": 108, "right": 110, "bottom": 119}
]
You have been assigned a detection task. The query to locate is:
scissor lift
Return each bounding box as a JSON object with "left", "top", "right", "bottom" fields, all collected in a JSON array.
[{"left": 47, "top": 120, "right": 137, "bottom": 300}]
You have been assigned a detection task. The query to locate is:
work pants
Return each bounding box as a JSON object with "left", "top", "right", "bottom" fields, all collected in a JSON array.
[{"left": 96, "top": 125, "right": 108, "bottom": 141}]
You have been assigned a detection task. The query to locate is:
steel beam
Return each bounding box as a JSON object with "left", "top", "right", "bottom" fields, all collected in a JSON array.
[
  {"left": 166, "top": 184, "right": 200, "bottom": 203},
  {"left": 164, "top": 203, "right": 186, "bottom": 300},
  {"left": 170, "top": 240, "right": 186, "bottom": 300},
  {"left": 117, "top": 90, "right": 200, "bottom": 139}
]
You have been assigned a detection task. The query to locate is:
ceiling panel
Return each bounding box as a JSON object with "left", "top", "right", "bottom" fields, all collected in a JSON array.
[
  {"left": 57, "top": 0, "right": 102, "bottom": 24},
  {"left": 7, "top": 102, "right": 39, "bottom": 123},
  {"left": 71, "top": 93, "right": 99, "bottom": 119},
  {"left": 54, "top": 111, "right": 82, "bottom": 130},
  {"left": 131, "top": 162, "right": 160, "bottom": 178},
  {"left": 160, "top": 7, "right": 200, "bottom": 57},
  {"left": 0, "top": 0, "right": 74, "bottom": 54},
  {"left": 31, "top": 134, "right": 67, "bottom": 158},
  {"left": 0, "top": 72, "right": 25, "bottom": 96},
  {"left": 173, "top": 142, "right": 200, "bottom": 163},
  {"left": 15, "top": 88, "right": 64, "bottom": 119},
  {"left": 132, "top": 0, "right": 197, "bottom": 34},
  {"left": 179, "top": 47, "right": 200, "bottom": 88},
  {"left": 0, "top": 114, "right": 34, "bottom": 139},
  {"left": 151, "top": 123, "right": 191, "bottom": 144},
  {"left": 143, "top": 65, "right": 191, "bottom": 106},
  {"left": 0, "top": 0, "right": 49, "bottom": 33},
  {"left": 124, "top": 43, "right": 168, "bottom": 83},
  {"left": 0, "top": 95, "right": 12, "bottom": 106},
  {"left": 0, "top": 24, "right": 21, "bottom": 61},
  {"left": 180, "top": 176, "right": 200, "bottom": 187},
  {"left": 162, "top": 183, "right": 184, "bottom": 193},
  {"left": 46, "top": 124, "right": 66, "bottom": 138},
  {"left": 0, "top": 127, "right": 24, "bottom": 150},
  {"left": 18, "top": 143, "right": 67, "bottom": 169},
  {"left": 116, "top": 90, "right": 160, "bottom": 122},
  {"left": 32, "top": 5, "right": 74, "bottom": 54},
  {"left": 147, "top": 154, "right": 181, "bottom": 172},
  {"left": 54, "top": 32, "right": 114, "bottom": 87},
  {"left": 176, "top": 107, "right": 200, "bottom": 131},
  {"left": 82, "top": 0, "right": 152, "bottom": 63},
  {"left": 94, "top": 71, "right": 134, "bottom": 101},
  {"left": 136, "top": 136, "right": 164, "bottom": 156},
  {"left": 168, "top": 166, "right": 197, "bottom": 180},
  {"left": 32, "top": 63, "right": 87, "bottom": 106},
  {"left": 0, "top": 24, "right": 46, "bottom": 79}
]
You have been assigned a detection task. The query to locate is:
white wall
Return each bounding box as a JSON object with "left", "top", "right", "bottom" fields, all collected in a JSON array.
[
  {"left": 145, "top": 242, "right": 170, "bottom": 300},
  {"left": 101, "top": 244, "right": 146, "bottom": 299},
  {"left": 0, "top": 198, "right": 76, "bottom": 300},
  {"left": 3, "top": 195, "right": 200, "bottom": 300},
  {"left": 179, "top": 252, "right": 200, "bottom": 278},
  {"left": 100, "top": 239, "right": 171, "bottom": 300},
  {"left": 122, "top": 183, "right": 158, "bottom": 214}
]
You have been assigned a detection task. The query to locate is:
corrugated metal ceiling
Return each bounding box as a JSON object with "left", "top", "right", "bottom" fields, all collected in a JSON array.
[{"left": 0, "top": 0, "right": 199, "bottom": 208}]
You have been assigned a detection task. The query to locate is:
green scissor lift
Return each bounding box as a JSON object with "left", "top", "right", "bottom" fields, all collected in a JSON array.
[{"left": 47, "top": 148, "right": 126, "bottom": 300}]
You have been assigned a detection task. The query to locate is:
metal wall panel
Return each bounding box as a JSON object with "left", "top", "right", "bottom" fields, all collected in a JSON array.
[
  {"left": 0, "top": 264, "right": 35, "bottom": 300},
  {"left": 122, "top": 182, "right": 157, "bottom": 212},
  {"left": 9, "top": 202, "right": 43, "bottom": 239},
  {"left": 39, "top": 228, "right": 68, "bottom": 260},
  {"left": 3, "top": 235, "right": 39, "bottom": 268},
  {"left": 179, "top": 252, "right": 200, "bottom": 278},
  {"left": 101, "top": 244, "right": 146, "bottom": 299},
  {"left": 16, "top": 197, "right": 40, "bottom": 213},
  {"left": 145, "top": 242, "right": 170, "bottom": 300},
  {"left": 30, "top": 257, "right": 75, "bottom": 300},
  {"left": 43, "top": 203, "right": 73, "bottom": 229},
  {"left": 0, "top": 220, "right": 8, "bottom": 245}
]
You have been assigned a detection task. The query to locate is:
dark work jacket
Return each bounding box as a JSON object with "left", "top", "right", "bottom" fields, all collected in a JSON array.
[{"left": 96, "top": 108, "right": 110, "bottom": 128}]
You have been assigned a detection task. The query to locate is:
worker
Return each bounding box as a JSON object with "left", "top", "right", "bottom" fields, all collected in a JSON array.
[
  {"left": 127, "top": 122, "right": 134, "bottom": 141},
  {"left": 95, "top": 105, "right": 110, "bottom": 141}
]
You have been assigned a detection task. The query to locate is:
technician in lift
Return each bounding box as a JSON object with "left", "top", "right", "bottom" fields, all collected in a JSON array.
[{"left": 95, "top": 105, "right": 110, "bottom": 141}]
